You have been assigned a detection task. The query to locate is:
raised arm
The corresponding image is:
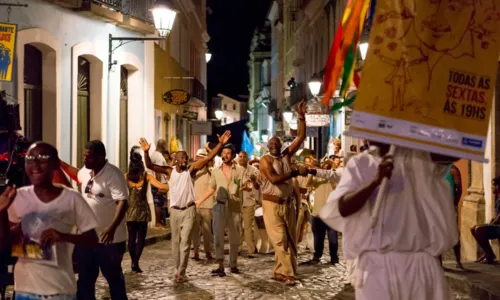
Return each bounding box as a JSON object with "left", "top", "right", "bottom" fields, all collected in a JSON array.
[
  {"left": 308, "top": 168, "right": 342, "bottom": 184},
  {"left": 338, "top": 156, "right": 392, "bottom": 217},
  {"left": 190, "top": 131, "right": 231, "bottom": 174},
  {"left": 285, "top": 101, "right": 307, "bottom": 156},
  {"left": 139, "top": 138, "right": 172, "bottom": 175},
  {"left": 0, "top": 186, "right": 16, "bottom": 255},
  {"left": 146, "top": 173, "right": 169, "bottom": 190}
]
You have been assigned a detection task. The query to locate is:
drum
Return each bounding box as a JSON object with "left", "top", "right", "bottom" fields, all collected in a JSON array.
[{"left": 254, "top": 207, "right": 266, "bottom": 229}]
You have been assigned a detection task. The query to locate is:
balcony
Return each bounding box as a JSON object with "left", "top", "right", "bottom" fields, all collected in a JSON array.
[
  {"left": 44, "top": 0, "right": 155, "bottom": 34},
  {"left": 191, "top": 78, "right": 206, "bottom": 104}
]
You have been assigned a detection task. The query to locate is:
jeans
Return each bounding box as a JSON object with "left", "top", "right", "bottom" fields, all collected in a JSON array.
[
  {"left": 15, "top": 292, "right": 75, "bottom": 300},
  {"left": 75, "top": 242, "right": 127, "bottom": 300},
  {"left": 311, "top": 216, "right": 338, "bottom": 262},
  {"left": 127, "top": 222, "right": 148, "bottom": 267}
]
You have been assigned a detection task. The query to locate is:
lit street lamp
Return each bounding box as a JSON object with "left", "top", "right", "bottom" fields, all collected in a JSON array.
[
  {"left": 214, "top": 109, "right": 224, "bottom": 120},
  {"left": 205, "top": 52, "right": 212, "bottom": 63},
  {"left": 108, "top": 0, "right": 178, "bottom": 70},
  {"left": 308, "top": 73, "right": 322, "bottom": 97},
  {"left": 359, "top": 42, "right": 369, "bottom": 60}
]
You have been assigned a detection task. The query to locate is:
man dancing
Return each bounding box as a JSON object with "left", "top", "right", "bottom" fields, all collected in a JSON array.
[
  {"left": 139, "top": 131, "right": 231, "bottom": 283},
  {"left": 259, "top": 101, "right": 307, "bottom": 286}
]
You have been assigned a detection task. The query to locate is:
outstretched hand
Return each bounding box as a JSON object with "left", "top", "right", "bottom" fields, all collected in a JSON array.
[
  {"left": 139, "top": 138, "right": 151, "bottom": 152},
  {"left": 0, "top": 185, "right": 16, "bottom": 212},
  {"left": 218, "top": 130, "right": 232, "bottom": 145}
]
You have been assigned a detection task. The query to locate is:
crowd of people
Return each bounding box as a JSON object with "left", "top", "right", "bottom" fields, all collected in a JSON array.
[{"left": 0, "top": 98, "right": 499, "bottom": 299}]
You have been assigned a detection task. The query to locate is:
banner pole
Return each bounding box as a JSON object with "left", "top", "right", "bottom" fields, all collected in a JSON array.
[{"left": 370, "top": 144, "right": 396, "bottom": 228}]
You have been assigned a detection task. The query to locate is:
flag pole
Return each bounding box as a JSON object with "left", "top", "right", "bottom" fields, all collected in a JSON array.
[{"left": 370, "top": 144, "right": 396, "bottom": 228}]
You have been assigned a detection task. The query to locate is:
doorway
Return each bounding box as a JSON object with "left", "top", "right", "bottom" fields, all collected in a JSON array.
[
  {"left": 77, "top": 56, "right": 90, "bottom": 168},
  {"left": 23, "top": 44, "right": 42, "bottom": 142}
]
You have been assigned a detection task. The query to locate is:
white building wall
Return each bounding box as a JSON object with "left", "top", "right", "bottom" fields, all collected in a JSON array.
[{"left": 5, "top": 0, "right": 154, "bottom": 165}]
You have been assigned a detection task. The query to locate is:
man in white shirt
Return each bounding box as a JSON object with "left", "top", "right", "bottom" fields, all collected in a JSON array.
[
  {"left": 63, "top": 140, "right": 129, "bottom": 300},
  {"left": 0, "top": 142, "right": 98, "bottom": 300},
  {"left": 140, "top": 131, "right": 231, "bottom": 283},
  {"left": 319, "top": 143, "right": 458, "bottom": 299}
]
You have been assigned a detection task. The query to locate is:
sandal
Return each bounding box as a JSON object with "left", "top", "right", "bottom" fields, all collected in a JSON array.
[
  {"left": 271, "top": 272, "right": 286, "bottom": 282},
  {"left": 284, "top": 277, "right": 296, "bottom": 286}
]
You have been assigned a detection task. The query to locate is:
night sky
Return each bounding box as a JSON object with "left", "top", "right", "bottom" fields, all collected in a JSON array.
[{"left": 207, "top": 0, "right": 270, "bottom": 103}]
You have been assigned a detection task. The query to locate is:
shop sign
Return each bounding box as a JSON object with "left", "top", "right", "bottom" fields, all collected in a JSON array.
[
  {"left": 305, "top": 114, "right": 330, "bottom": 127},
  {"left": 191, "top": 121, "right": 212, "bottom": 135},
  {"left": 182, "top": 111, "right": 198, "bottom": 120},
  {"left": 163, "top": 89, "right": 191, "bottom": 105},
  {"left": 0, "top": 23, "right": 17, "bottom": 82}
]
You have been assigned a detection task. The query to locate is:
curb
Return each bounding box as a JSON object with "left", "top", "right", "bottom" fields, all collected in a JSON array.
[
  {"left": 445, "top": 272, "right": 500, "bottom": 300},
  {"left": 144, "top": 231, "right": 171, "bottom": 247}
]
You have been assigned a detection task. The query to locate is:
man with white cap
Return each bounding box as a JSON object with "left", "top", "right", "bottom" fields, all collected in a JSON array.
[{"left": 191, "top": 148, "right": 214, "bottom": 261}]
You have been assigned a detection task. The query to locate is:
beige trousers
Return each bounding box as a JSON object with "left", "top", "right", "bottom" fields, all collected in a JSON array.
[
  {"left": 262, "top": 199, "right": 297, "bottom": 277},
  {"left": 240, "top": 205, "right": 257, "bottom": 256},
  {"left": 170, "top": 205, "right": 196, "bottom": 276},
  {"left": 191, "top": 207, "right": 213, "bottom": 255},
  {"left": 213, "top": 203, "right": 241, "bottom": 268}
]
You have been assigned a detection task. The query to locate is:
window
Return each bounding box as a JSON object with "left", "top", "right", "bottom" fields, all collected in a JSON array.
[
  {"left": 233, "top": 104, "right": 236, "bottom": 110},
  {"left": 223, "top": 104, "right": 227, "bottom": 110}
]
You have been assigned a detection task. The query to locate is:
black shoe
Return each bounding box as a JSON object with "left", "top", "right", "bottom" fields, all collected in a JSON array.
[
  {"left": 230, "top": 267, "right": 240, "bottom": 274},
  {"left": 300, "top": 258, "right": 320, "bottom": 266},
  {"left": 132, "top": 263, "right": 143, "bottom": 273},
  {"left": 211, "top": 268, "right": 226, "bottom": 277},
  {"left": 330, "top": 260, "right": 339, "bottom": 266}
]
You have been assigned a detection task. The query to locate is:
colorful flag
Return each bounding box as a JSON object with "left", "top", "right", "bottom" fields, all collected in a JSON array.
[{"left": 241, "top": 131, "right": 254, "bottom": 157}]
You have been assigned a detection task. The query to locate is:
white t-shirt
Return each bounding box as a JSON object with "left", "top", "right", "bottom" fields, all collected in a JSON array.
[
  {"left": 8, "top": 186, "right": 98, "bottom": 296},
  {"left": 169, "top": 169, "right": 195, "bottom": 208},
  {"left": 149, "top": 150, "right": 167, "bottom": 183},
  {"left": 78, "top": 162, "right": 129, "bottom": 243}
]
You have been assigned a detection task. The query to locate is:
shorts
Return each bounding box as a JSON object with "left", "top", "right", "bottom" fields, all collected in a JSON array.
[
  {"left": 15, "top": 292, "right": 76, "bottom": 300},
  {"left": 485, "top": 225, "right": 500, "bottom": 240},
  {"left": 151, "top": 186, "right": 167, "bottom": 207}
]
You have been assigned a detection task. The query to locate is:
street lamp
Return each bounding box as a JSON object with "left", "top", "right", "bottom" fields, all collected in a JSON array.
[
  {"left": 308, "top": 73, "right": 322, "bottom": 97},
  {"left": 214, "top": 109, "right": 224, "bottom": 120},
  {"left": 108, "top": 0, "right": 178, "bottom": 70},
  {"left": 359, "top": 42, "right": 369, "bottom": 60},
  {"left": 205, "top": 52, "right": 212, "bottom": 63},
  {"left": 151, "top": 0, "right": 178, "bottom": 37}
]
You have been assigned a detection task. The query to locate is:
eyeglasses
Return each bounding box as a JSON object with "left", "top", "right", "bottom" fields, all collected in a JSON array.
[
  {"left": 85, "top": 179, "right": 94, "bottom": 194},
  {"left": 25, "top": 154, "right": 51, "bottom": 164}
]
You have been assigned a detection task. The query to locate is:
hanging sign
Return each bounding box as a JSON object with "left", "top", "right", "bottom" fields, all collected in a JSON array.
[
  {"left": 305, "top": 114, "right": 330, "bottom": 127},
  {"left": 182, "top": 111, "right": 198, "bottom": 120},
  {"left": 0, "top": 23, "right": 17, "bottom": 82},
  {"left": 346, "top": 0, "right": 500, "bottom": 162},
  {"left": 163, "top": 89, "right": 191, "bottom": 105},
  {"left": 191, "top": 121, "right": 212, "bottom": 135}
]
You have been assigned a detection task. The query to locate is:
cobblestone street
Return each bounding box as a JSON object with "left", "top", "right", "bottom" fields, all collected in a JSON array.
[
  {"left": 96, "top": 239, "right": 351, "bottom": 300},
  {"left": 94, "top": 238, "right": 472, "bottom": 300}
]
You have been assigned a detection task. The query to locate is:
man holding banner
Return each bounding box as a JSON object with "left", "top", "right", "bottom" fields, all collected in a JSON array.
[{"left": 318, "top": 0, "right": 500, "bottom": 298}]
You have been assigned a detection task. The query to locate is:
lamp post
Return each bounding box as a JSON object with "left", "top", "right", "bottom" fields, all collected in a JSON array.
[
  {"left": 108, "top": 0, "right": 178, "bottom": 70},
  {"left": 205, "top": 52, "right": 212, "bottom": 63}
]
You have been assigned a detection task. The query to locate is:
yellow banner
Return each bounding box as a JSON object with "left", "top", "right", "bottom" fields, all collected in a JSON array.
[
  {"left": 0, "top": 23, "right": 16, "bottom": 82},
  {"left": 348, "top": 0, "right": 500, "bottom": 161}
]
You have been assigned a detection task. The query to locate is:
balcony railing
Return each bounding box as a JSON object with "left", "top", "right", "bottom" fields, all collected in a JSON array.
[
  {"left": 87, "top": 0, "right": 122, "bottom": 11},
  {"left": 191, "top": 78, "right": 206, "bottom": 104},
  {"left": 123, "top": 0, "right": 154, "bottom": 24}
]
